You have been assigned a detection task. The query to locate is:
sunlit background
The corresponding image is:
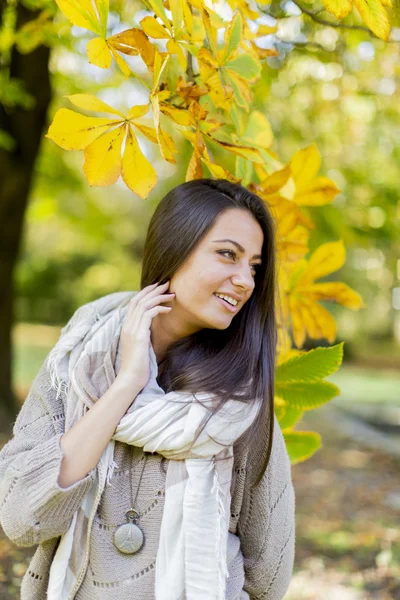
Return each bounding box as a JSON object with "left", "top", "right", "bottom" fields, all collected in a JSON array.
[{"left": 1, "top": 0, "right": 400, "bottom": 598}]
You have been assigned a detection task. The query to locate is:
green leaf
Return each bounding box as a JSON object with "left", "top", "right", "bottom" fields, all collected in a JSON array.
[
  {"left": 146, "top": 0, "right": 171, "bottom": 30},
  {"left": 276, "top": 380, "right": 341, "bottom": 410},
  {"left": 225, "top": 54, "right": 261, "bottom": 82},
  {"left": 94, "top": 0, "right": 109, "bottom": 38},
  {"left": 278, "top": 406, "right": 304, "bottom": 430},
  {"left": 276, "top": 343, "right": 344, "bottom": 383},
  {"left": 223, "top": 71, "right": 250, "bottom": 110},
  {"left": 229, "top": 103, "right": 245, "bottom": 135},
  {"left": 0, "top": 129, "right": 16, "bottom": 151},
  {"left": 283, "top": 430, "right": 321, "bottom": 464},
  {"left": 242, "top": 110, "right": 273, "bottom": 149},
  {"left": 235, "top": 155, "right": 253, "bottom": 186},
  {"left": 222, "top": 11, "right": 242, "bottom": 63}
]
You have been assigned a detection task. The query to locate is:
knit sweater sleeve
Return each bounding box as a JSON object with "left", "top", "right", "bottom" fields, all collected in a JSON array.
[
  {"left": 238, "top": 414, "right": 296, "bottom": 600},
  {"left": 0, "top": 357, "right": 96, "bottom": 548}
]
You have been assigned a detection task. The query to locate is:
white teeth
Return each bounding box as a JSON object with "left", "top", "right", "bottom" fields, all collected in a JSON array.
[{"left": 214, "top": 293, "right": 237, "bottom": 306}]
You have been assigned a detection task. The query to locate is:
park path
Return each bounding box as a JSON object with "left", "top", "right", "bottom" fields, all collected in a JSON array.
[{"left": 286, "top": 403, "right": 400, "bottom": 600}]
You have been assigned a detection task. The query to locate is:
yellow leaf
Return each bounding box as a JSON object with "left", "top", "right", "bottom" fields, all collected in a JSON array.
[
  {"left": 209, "top": 137, "right": 264, "bottom": 163},
  {"left": 151, "top": 93, "right": 161, "bottom": 132},
  {"left": 294, "top": 176, "right": 341, "bottom": 206},
  {"left": 353, "top": 0, "right": 391, "bottom": 41},
  {"left": 146, "top": 0, "right": 171, "bottom": 30},
  {"left": 224, "top": 70, "right": 252, "bottom": 110},
  {"left": 108, "top": 41, "right": 138, "bottom": 56},
  {"left": 87, "top": 37, "right": 112, "bottom": 69},
  {"left": 187, "top": 0, "right": 205, "bottom": 10},
  {"left": 83, "top": 125, "right": 125, "bottom": 186},
  {"left": 110, "top": 47, "right": 131, "bottom": 76},
  {"left": 290, "top": 143, "right": 321, "bottom": 193},
  {"left": 242, "top": 110, "right": 273, "bottom": 149},
  {"left": 187, "top": 145, "right": 204, "bottom": 180},
  {"left": 201, "top": 7, "right": 217, "bottom": 54},
  {"left": 140, "top": 16, "right": 169, "bottom": 38},
  {"left": 108, "top": 29, "right": 153, "bottom": 71},
  {"left": 256, "top": 24, "right": 278, "bottom": 35},
  {"left": 169, "top": 0, "right": 184, "bottom": 37},
  {"left": 297, "top": 299, "right": 337, "bottom": 345},
  {"left": 250, "top": 42, "right": 279, "bottom": 60},
  {"left": 289, "top": 297, "right": 307, "bottom": 348},
  {"left": 127, "top": 104, "right": 150, "bottom": 120},
  {"left": 159, "top": 103, "right": 193, "bottom": 126},
  {"left": 297, "top": 297, "right": 327, "bottom": 340},
  {"left": 55, "top": 0, "right": 100, "bottom": 34},
  {"left": 152, "top": 51, "right": 170, "bottom": 92},
  {"left": 229, "top": 0, "right": 259, "bottom": 19},
  {"left": 180, "top": 129, "right": 196, "bottom": 145},
  {"left": 46, "top": 108, "right": 118, "bottom": 150},
  {"left": 183, "top": 2, "right": 196, "bottom": 38},
  {"left": 303, "top": 240, "right": 346, "bottom": 282},
  {"left": 298, "top": 282, "right": 366, "bottom": 309},
  {"left": 202, "top": 157, "right": 241, "bottom": 182},
  {"left": 66, "top": 94, "right": 125, "bottom": 118},
  {"left": 185, "top": 128, "right": 206, "bottom": 180},
  {"left": 157, "top": 127, "right": 177, "bottom": 163},
  {"left": 166, "top": 38, "right": 187, "bottom": 71},
  {"left": 197, "top": 47, "right": 219, "bottom": 68},
  {"left": 261, "top": 166, "right": 291, "bottom": 194},
  {"left": 133, "top": 123, "right": 158, "bottom": 143},
  {"left": 322, "top": 0, "right": 352, "bottom": 19},
  {"left": 121, "top": 126, "right": 158, "bottom": 198},
  {"left": 176, "top": 44, "right": 187, "bottom": 71}
]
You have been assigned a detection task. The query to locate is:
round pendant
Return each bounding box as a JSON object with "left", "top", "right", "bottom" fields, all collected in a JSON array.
[{"left": 114, "top": 521, "right": 144, "bottom": 554}]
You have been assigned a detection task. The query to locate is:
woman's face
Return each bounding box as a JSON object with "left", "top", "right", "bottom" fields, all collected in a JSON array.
[{"left": 166, "top": 208, "right": 264, "bottom": 335}]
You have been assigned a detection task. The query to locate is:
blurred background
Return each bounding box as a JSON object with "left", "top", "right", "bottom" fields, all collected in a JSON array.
[{"left": 1, "top": 0, "right": 400, "bottom": 598}]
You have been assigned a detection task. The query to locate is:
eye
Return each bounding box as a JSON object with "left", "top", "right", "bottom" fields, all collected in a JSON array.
[{"left": 217, "top": 250, "right": 261, "bottom": 277}]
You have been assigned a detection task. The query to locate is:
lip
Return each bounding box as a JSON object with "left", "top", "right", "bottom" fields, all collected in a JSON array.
[
  {"left": 213, "top": 293, "right": 238, "bottom": 313},
  {"left": 214, "top": 291, "right": 243, "bottom": 302}
]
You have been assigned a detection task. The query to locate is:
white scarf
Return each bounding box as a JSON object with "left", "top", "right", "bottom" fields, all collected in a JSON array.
[{"left": 45, "top": 292, "right": 260, "bottom": 599}]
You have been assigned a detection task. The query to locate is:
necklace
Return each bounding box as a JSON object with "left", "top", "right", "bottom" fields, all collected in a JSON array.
[{"left": 113, "top": 445, "right": 148, "bottom": 555}]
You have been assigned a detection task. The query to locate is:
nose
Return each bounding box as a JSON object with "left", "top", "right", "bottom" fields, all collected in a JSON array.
[{"left": 231, "top": 264, "right": 255, "bottom": 293}]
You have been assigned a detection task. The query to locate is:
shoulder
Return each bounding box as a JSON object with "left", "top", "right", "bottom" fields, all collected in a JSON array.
[{"left": 60, "top": 290, "right": 138, "bottom": 336}]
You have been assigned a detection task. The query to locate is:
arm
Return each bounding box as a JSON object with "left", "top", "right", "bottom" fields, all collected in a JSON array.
[
  {"left": 238, "top": 414, "right": 296, "bottom": 600},
  {"left": 0, "top": 299, "right": 144, "bottom": 547},
  {"left": 0, "top": 358, "right": 96, "bottom": 547}
]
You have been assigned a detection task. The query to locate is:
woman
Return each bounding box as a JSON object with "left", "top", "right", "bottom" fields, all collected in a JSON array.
[{"left": 0, "top": 178, "right": 295, "bottom": 599}]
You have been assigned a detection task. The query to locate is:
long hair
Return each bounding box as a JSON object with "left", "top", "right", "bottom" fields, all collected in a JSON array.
[{"left": 140, "top": 178, "right": 278, "bottom": 488}]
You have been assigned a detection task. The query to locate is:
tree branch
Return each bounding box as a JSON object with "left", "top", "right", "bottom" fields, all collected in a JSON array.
[{"left": 288, "top": 0, "right": 399, "bottom": 43}]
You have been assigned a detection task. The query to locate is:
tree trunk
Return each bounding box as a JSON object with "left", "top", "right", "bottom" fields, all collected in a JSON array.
[{"left": 0, "top": 2, "right": 52, "bottom": 427}]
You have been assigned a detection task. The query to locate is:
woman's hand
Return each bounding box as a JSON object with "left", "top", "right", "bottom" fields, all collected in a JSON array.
[{"left": 117, "top": 281, "right": 175, "bottom": 391}]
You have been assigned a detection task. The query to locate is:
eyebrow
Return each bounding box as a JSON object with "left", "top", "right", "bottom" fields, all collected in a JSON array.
[{"left": 212, "top": 239, "right": 262, "bottom": 260}]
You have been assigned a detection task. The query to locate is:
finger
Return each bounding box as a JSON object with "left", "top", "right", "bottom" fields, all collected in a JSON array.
[
  {"left": 124, "top": 293, "right": 174, "bottom": 338},
  {"left": 126, "top": 282, "right": 170, "bottom": 321},
  {"left": 126, "top": 282, "right": 159, "bottom": 312}
]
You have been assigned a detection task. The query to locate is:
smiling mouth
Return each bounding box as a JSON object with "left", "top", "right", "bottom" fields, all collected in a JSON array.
[{"left": 213, "top": 293, "right": 237, "bottom": 312}]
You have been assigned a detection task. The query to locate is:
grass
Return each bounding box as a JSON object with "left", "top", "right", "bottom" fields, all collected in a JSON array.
[{"left": 327, "top": 366, "right": 400, "bottom": 406}]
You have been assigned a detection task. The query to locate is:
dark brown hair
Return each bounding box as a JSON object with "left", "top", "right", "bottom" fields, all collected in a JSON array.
[{"left": 140, "top": 178, "right": 278, "bottom": 487}]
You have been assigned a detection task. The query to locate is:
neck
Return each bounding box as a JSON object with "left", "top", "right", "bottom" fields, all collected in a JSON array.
[{"left": 150, "top": 313, "right": 196, "bottom": 365}]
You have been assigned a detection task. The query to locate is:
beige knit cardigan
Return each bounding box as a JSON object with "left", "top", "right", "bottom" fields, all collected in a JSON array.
[{"left": 0, "top": 292, "right": 296, "bottom": 599}]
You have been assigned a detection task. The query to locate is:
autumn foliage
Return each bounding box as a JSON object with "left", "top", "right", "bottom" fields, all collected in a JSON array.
[{"left": 45, "top": 0, "right": 375, "bottom": 464}]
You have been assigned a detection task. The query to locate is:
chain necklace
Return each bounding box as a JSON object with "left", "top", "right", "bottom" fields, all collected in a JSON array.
[{"left": 113, "top": 445, "right": 148, "bottom": 555}]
